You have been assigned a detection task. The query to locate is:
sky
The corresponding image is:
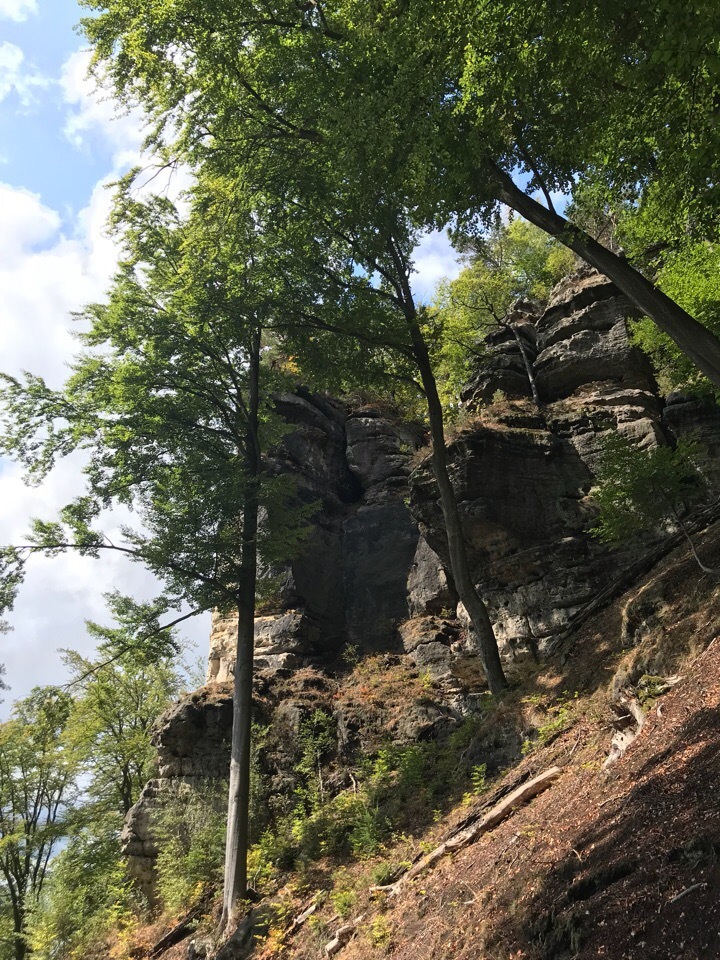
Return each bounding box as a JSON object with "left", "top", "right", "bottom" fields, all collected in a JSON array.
[{"left": 0, "top": 0, "right": 463, "bottom": 708}]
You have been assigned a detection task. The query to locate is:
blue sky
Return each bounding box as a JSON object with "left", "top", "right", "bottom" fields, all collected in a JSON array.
[
  {"left": 0, "top": 0, "right": 462, "bottom": 707},
  {"left": 0, "top": 0, "right": 108, "bottom": 215}
]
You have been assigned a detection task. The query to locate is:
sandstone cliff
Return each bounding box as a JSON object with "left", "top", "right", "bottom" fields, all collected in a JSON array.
[{"left": 123, "top": 267, "right": 720, "bottom": 900}]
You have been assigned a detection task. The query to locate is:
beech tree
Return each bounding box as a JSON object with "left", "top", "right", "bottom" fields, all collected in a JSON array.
[
  {"left": 0, "top": 688, "right": 75, "bottom": 960},
  {"left": 0, "top": 184, "right": 309, "bottom": 923},
  {"left": 76, "top": 0, "right": 720, "bottom": 386}
]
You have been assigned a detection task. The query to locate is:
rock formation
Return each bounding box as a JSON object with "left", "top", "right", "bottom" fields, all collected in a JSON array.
[{"left": 123, "top": 266, "right": 720, "bottom": 895}]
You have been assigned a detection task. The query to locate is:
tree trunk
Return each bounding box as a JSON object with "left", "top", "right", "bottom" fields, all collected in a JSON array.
[
  {"left": 503, "top": 320, "right": 540, "bottom": 406},
  {"left": 407, "top": 316, "right": 508, "bottom": 695},
  {"left": 495, "top": 171, "right": 720, "bottom": 388},
  {"left": 12, "top": 908, "right": 25, "bottom": 960},
  {"left": 221, "top": 330, "right": 261, "bottom": 929}
]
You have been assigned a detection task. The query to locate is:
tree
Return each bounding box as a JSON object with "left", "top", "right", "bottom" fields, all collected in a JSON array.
[
  {"left": 432, "top": 218, "right": 574, "bottom": 405},
  {"left": 0, "top": 184, "right": 310, "bottom": 923},
  {"left": 72, "top": 0, "right": 513, "bottom": 697},
  {"left": 0, "top": 688, "right": 75, "bottom": 960},
  {"left": 64, "top": 594, "right": 183, "bottom": 818},
  {"left": 28, "top": 825, "right": 134, "bottom": 960},
  {"left": 76, "top": 0, "right": 720, "bottom": 386},
  {"left": 27, "top": 601, "right": 182, "bottom": 960},
  {"left": 592, "top": 434, "right": 717, "bottom": 573},
  {"left": 240, "top": 155, "right": 510, "bottom": 695}
]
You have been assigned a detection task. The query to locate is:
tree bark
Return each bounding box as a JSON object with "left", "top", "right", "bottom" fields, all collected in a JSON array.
[
  {"left": 503, "top": 320, "right": 540, "bottom": 406},
  {"left": 221, "top": 330, "right": 261, "bottom": 929},
  {"left": 407, "top": 316, "right": 508, "bottom": 695},
  {"left": 495, "top": 170, "right": 720, "bottom": 388}
]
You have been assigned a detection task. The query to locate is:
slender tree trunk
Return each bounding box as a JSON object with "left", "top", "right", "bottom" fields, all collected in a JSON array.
[
  {"left": 407, "top": 315, "right": 508, "bottom": 695},
  {"left": 12, "top": 905, "right": 25, "bottom": 960},
  {"left": 221, "top": 330, "right": 261, "bottom": 929},
  {"left": 503, "top": 321, "right": 540, "bottom": 406},
  {"left": 494, "top": 170, "right": 720, "bottom": 388},
  {"left": 671, "top": 505, "right": 718, "bottom": 574}
]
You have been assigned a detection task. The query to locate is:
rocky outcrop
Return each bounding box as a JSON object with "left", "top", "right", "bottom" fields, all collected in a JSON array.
[
  {"left": 124, "top": 265, "right": 720, "bottom": 896},
  {"left": 207, "top": 398, "right": 424, "bottom": 680},
  {"left": 534, "top": 269, "right": 655, "bottom": 400},
  {"left": 122, "top": 686, "right": 234, "bottom": 900},
  {"left": 411, "top": 266, "right": 720, "bottom": 658}
]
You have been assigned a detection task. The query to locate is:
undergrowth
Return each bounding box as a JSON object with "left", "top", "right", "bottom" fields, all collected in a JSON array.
[{"left": 252, "top": 703, "right": 497, "bottom": 884}]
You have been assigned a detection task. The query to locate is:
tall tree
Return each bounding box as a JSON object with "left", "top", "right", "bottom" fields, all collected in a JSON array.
[
  {"left": 0, "top": 185, "right": 309, "bottom": 923},
  {"left": 0, "top": 688, "right": 75, "bottom": 960},
  {"left": 75, "top": 0, "right": 512, "bottom": 694},
  {"left": 245, "top": 159, "right": 510, "bottom": 694},
  {"left": 76, "top": 0, "right": 720, "bottom": 385}
]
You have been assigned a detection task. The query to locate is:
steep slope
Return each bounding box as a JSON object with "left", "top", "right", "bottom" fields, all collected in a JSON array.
[
  {"left": 260, "top": 521, "right": 720, "bottom": 960},
  {"left": 120, "top": 267, "right": 720, "bottom": 959}
]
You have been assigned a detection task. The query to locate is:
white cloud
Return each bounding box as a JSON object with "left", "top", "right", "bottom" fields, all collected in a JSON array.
[
  {"left": 0, "top": 41, "right": 49, "bottom": 107},
  {"left": 60, "top": 49, "right": 193, "bottom": 203},
  {"left": 0, "top": 179, "right": 114, "bottom": 384},
  {"left": 60, "top": 49, "right": 147, "bottom": 168},
  {"left": 0, "top": 176, "right": 207, "bottom": 709},
  {"left": 0, "top": 0, "right": 36, "bottom": 22},
  {"left": 411, "top": 230, "right": 462, "bottom": 304}
]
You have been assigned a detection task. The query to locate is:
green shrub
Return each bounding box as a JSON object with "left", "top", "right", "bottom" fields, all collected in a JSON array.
[
  {"left": 154, "top": 779, "right": 227, "bottom": 914},
  {"left": 29, "top": 825, "right": 138, "bottom": 960}
]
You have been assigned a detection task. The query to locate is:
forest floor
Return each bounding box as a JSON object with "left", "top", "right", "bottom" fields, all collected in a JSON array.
[{"left": 137, "top": 521, "right": 720, "bottom": 960}]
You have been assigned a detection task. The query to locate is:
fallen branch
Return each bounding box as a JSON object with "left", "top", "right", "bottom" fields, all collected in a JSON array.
[
  {"left": 324, "top": 914, "right": 365, "bottom": 956},
  {"left": 149, "top": 893, "right": 213, "bottom": 958},
  {"left": 289, "top": 900, "right": 318, "bottom": 935},
  {"left": 371, "top": 767, "right": 562, "bottom": 898},
  {"left": 446, "top": 766, "right": 563, "bottom": 850},
  {"left": 668, "top": 882, "right": 707, "bottom": 905},
  {"left": 603, "top": 695, "right": 646, "bottom": 769}
]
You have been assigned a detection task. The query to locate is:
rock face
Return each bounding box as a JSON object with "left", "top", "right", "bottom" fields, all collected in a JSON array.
[
  {"left": 411, "top": 266, "right": 720, "bottom": 658},
  {"left": 207, "top": 397, "right": 424, "bottom": 682},
  {"left": 123, "top": 266, "right": 720, "bottom": 894},
  {"left": 122, "top": 686, "right": 234, "bottom": 901}
]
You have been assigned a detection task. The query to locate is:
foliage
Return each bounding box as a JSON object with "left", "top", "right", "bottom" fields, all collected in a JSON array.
[
  {"left": 63, "top": 596, "right": 183, "bottom": 818},
  {"left": 431, "top": 218, "right": 575, "bottom": 404},
  {"left": 26, "top": 605, "right": 182, "bottom": 959},
  {"left": 28, "top": 826, "right": 136, "bottom": 960},
  {"left": 521, "top": 693, "right": 577, "bottom": 755},
  {"left": 591, "top": 435, "right": 711, "bottom": 544},
  {"left": 0, "top": 181, "right": 316, "bottom": 913},
  {"left": 254, "top": 712, "right": 496, "bottom": 880},
  {"left": 630, "top": 241, "right": 720, "bottom": 395},
  {"left": 0, "top": 183, "right": 311, "bottom": 624},
  {"left": 367, "top": 914, "right": 393, "bottom": 951},
  {"left": 0, "top": 688, "right": 76, "bottom": 960},
  {"left": 154, "top": 780, "right": 228, "bottom": 916}
]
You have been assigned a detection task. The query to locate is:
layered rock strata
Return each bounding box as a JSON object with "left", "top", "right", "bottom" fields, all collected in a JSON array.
[{"left": 124, "top": 266, "right": 720, "bottom": 894}]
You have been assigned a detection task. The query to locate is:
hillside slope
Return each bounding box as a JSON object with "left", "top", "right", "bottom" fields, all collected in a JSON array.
[{"left": 253, "top": 522, "right": 720, "bottom": 960}]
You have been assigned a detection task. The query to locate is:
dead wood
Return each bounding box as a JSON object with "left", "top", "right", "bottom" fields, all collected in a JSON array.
[{"left": 371, "top": 766, "right": 563, "bottom": 898}]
